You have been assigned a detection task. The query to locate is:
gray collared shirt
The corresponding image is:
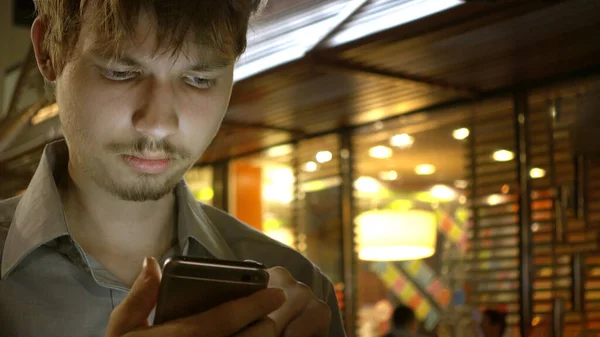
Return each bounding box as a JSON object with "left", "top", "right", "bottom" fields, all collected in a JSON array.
[{"left": 0, "top": 141, "right": 345, "bottom": 337}]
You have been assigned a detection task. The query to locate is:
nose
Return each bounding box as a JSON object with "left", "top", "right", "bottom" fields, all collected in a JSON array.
[{"left": 132, "top": 78, "right": 179, "bottom": 139}]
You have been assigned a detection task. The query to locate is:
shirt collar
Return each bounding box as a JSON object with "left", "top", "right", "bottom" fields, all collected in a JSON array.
[{"left": 1, "top": 140, "right": 234, "bottom": 279}]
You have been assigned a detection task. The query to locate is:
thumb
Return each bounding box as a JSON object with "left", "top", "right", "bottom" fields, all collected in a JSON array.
[{"left": 106, "top": 257, "right": 162, "bottom": 337}]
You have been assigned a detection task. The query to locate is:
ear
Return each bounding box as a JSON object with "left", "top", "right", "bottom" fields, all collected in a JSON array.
[{"left": 31, "top": 17, "right": 57, "bottom": 82}]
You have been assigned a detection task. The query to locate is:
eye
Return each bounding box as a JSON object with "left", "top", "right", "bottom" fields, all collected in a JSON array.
[
  {"left": 183, "top": 75, "right": 216, "bottom": 89},
  {"left": 99, "top": 68, "right": 140, "bottom": 81}
]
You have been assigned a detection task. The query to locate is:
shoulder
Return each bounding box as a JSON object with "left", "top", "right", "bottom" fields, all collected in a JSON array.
[
  {"left": 0, "top": 196, "right": 21, "bottom": 260},
  {"left": 200, "top": 203, "right": 332, "bottom": 297}
]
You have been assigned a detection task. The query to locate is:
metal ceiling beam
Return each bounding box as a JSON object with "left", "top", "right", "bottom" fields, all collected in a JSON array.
[
  {"left": 311, "top": 55, "right": 479, "bottom": 97},
  {"left": 308, "top": 0, "right": 369, "bottom": 52},
  {"left": 0, "top": 100, "right": 46, "bottom": 154},
  {"left": 325, "top": 0, "right": 568, "bottom": 55},
  {"left": 3, "top": 48, "right": 38, "bottom": 120}
]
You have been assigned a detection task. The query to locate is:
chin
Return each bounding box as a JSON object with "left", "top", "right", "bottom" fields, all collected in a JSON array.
[{"left": 101, "top": 169, "right": 183, "bottom": 202}]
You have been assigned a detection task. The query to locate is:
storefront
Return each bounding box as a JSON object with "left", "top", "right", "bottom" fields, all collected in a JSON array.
[{"left": 179, "top": 75, "right": 600, "bottom": 337}]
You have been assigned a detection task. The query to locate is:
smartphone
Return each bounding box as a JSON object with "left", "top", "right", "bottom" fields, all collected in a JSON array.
[{"left": 154, "top": 256, "right": 270, "bottom": 325}]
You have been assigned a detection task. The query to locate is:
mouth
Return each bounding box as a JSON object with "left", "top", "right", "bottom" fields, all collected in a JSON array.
[{"left": 122, "top": 154, "right": 172, "bottom": 174}]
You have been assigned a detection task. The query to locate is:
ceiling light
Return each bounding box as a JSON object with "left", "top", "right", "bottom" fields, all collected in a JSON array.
[
  {"left": 530, "top": 168, "right": 546, "bottom": 179},
  {"left": 304, "top": 161, "right": 318, "bottom": 172},
  {"left": 452, "top": 127, "right": 470, "bottom": 140},
  {"left": 369, "top": 145, "right": 393, "bottom": 159},
  {"left": 415, "top": 164, "right": 436, "bottom": 175},
  {"left": 493, "top": 150, "right": 515, "bottom": 162},
  {"left": 379, "top": 170, "right": 398, "bottom": 181},
  {"left": 487, "top": 194, "right": 503, "bottom": 206},
  {"left": 266, "top": 144, "right": 293, "bottom": 157},
  {"left": 316, "top": 151, "right": 333, "bottom": 163},
  {"left": 390, "top": 133, "right": 414, "bottom": 148},
  {"left": 270, "top": 168, "right": 294, "bottom": 184},
  {"left": 354, "top": 176, "right": 381, "bottom": 194},
  {"left": 431, "top": 185, "right": 456, "bottom": 201},
  {"left": 454, "top": 179, "right": 468, "bottom": 189}
]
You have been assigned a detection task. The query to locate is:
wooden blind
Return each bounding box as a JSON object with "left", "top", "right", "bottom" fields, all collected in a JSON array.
[
  {"left": 527, "top": 80, "right": 600, "bottom": 336},
  {"left": 583, "top": 156, "right": 600, "bottom": 334},
  {"left": 527, "top": 94, "right": 576, "bottom": 333},
  {"left": 467, "top": 98, "right": 521, "bottom": 336}
]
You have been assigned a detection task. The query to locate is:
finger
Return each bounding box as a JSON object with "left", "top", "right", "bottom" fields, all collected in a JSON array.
[
  {"left": 268, "top": 266, "right": 297, "bottom": 288},
  {"left": 282, "top": 298, "right": 331, "bottom": 337},
  {"left": 267, "top": 268, "right": 312, "bottom": 335},
  {"left": 233, "top": 318, "right": 277, "bottom": 337},
  {"left": 142, "top": 287, "right": 286, "bottom": 337},
  {"left": 106, "top": 257, "right": 162, "bottom": 337}
]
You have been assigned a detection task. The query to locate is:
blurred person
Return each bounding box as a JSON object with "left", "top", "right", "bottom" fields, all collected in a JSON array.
[
  {"left": 480, "top": 309, "right": 507, "bottom": 337},
  {"left": 0, "top": 1, "right": 344, "bottom": 337},
  {"left": 383, "top": 304, "right": 423, "bottom": 337}
]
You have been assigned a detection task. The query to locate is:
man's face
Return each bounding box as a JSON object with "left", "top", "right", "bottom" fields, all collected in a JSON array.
[{"left": 54, "top": 10, "right": 234, "bottom": 201}]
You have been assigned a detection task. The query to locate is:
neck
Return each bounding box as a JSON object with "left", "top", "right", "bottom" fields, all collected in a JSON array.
[{"left": 59, "top": 163, "right": 176, "bottom": 279}]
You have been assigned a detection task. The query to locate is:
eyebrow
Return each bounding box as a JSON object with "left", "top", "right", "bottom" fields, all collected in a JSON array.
[{"left": 90, "top": 49, "right": 233, "bottom": 72}]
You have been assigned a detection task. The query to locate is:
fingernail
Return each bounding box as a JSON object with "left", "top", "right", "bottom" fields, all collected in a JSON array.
[{"left": 141, "top": 257, "right": 152, "bottom": 282}]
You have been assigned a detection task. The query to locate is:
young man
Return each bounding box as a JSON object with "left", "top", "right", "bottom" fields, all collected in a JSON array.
[
  {"left": 384, "top": 304, "right": 422, "bottom": 337},
  {"left": 480, "top": 309, "right": 507, "bottom": 337},
  {"left": 0, "top": 1, "right": 344, "bottom": 336}
]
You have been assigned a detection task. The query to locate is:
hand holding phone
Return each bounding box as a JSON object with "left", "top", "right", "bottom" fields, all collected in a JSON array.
[
  {"left": 154, "top": 256, "right": 270, "bottom": 324},
  {"left": 104, "top": 257, "right": 285, "bottom": 337}
]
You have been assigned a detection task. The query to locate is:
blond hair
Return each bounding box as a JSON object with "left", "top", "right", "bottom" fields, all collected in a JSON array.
[{"left": 34, "top": 0, "right": 265, "bottom": 75}]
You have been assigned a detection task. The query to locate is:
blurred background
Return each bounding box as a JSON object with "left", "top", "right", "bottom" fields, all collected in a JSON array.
[{"left": 2, "top": 0, "right": 600, "bottom": 336}]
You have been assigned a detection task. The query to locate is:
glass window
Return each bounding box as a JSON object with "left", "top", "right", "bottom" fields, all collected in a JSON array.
[
  {"left": 352, "top": 109, "right": 474, "bottom": 337},
  {"left": 228, "top": 146, "right": 296, "bottom": 248},
  {"left": 185, "top": 166, "right": 214, "bottom": 206},
  {"left": 296, "top": 135, "right": 344, "bottom": 284}
]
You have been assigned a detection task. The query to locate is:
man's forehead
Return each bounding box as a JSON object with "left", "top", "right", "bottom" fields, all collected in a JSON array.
[{"left": 78, "top": 6, "right": 236, "bottom": 66}]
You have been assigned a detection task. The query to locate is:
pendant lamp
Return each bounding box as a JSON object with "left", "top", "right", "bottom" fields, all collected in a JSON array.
[{"left": 355, "top": 209, "right": 437, "bottom": 261}]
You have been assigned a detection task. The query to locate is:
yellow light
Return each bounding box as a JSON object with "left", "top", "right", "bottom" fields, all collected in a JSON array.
[
  {"left": 493, "top": 149, "right": 514, "bottom": 162},
  {"left": 196, "top": 187, "right": 214, "bottom": 201},
  {"left": 266, "top": 144, "right": 293, "bottom": 157},
  {"left": 487, "top": 194, "right": 503, "bottom": 206},
  {"left": 430, "top": 185, "right": 456, "bottom": 201},
  {"left": 390, "top": 133, "right": 414, "bottom": 148},
  {"left": 270, "top": 168, "right": 294, "bottom": 184},
  {"left": 354, "top": 176, "right": 381, "bottom": 193},
  {"left": 415, "top": 164, "right": 436, "bottom": 175},
  {"left": 31, "top": 103, "right": 59, "bottom": 125},
  {"left": 369, "top": 145, "right": 393, "bottom": 159},
  {"left": 454, "top": 179, "right": 468, "bottom": 189},
  {"left": 355, "top": 209, "right": 437, "bottom": 261},
  {"left": 379, "top": 170, "right": 398, "bottom": 181},
  {"left": 316, "top": 151, "right": 333, "bottom": 163},
  {"left": 263, "top": 184, "right": 293, "bottom": 204},
  {"left": 530, "top": 167, "right": 546, "bottom": 179},
  {"left": 452, "top": 127, "right": 470, "bottom": 140},
  {"left": 263, "top": 227, "right": 295, "bottom": 248},
  {"left": 304, "top": 161, "right": 318, "bottom": 172}
]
